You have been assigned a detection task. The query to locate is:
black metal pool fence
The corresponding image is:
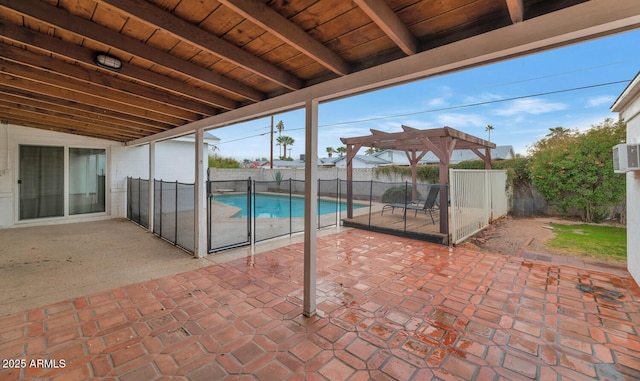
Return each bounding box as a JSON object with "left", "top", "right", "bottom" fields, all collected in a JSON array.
[
  {"left": 128, "top": 177, "right": 444, "bottom": 254},
  {"left": 207, "top": 178, "right": 444, "bottom": 252},
  {"left": 127, "top": 177, "right": 195, "bottom": 253}
]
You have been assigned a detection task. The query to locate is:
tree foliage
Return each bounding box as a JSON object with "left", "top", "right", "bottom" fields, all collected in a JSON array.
[
  {"left": 527, "top": 118, "right": 626, "bottom": 222},
  {"left": 276, "top": 135, "right": 295, "bottom": 158},
  {"left": 374, "top": 158, "right": 527, "bottom": 185},
  {"left": 208, "top": 155, "right": 241, "bottom": 168}
]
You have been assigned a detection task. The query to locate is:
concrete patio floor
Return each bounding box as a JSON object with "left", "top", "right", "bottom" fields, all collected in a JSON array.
[
  {"left": 0, "top": 219, "right": 320, "bottom": 317},
  {"left": 1, "top": 228, "right": 640, "bottom": 380}
]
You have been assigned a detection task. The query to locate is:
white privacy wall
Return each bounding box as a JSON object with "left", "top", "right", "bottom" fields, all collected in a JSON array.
[{"left": 612, "top": 73, "right": 640, "bottom": 285}]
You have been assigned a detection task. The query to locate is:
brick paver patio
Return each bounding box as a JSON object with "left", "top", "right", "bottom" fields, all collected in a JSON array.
[{"left": 1, "top": 229, "right": 639, "bottom": 380}]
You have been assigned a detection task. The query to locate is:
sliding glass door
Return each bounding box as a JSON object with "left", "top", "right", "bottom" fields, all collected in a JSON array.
[
  {"left": 19, "top": 145, "right": 65, "bottom": 220},
  {"left": 69, "top": 148, "right": 106, "bottom": 215},
  {"left": 19, "top": 145, "right": 107, "bottom": 220}
]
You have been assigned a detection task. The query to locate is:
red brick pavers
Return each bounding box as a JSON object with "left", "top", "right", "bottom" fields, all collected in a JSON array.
[{"left": 1, "top": 229, "right": 640, "bottom": 380}]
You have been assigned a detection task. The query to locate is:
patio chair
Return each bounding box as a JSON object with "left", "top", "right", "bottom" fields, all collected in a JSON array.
[{"left": 381, "top": 187, "right": 439, "bottom": 224}]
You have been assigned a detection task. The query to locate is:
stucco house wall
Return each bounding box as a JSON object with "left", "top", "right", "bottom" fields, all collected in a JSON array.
[{"left": 612, "top": 72, "right": 640, "bottom": 285}]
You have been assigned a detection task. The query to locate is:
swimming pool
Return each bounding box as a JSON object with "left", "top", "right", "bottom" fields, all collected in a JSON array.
[{"left": 212, "top": 193, "right": 363, "bottom": 218}]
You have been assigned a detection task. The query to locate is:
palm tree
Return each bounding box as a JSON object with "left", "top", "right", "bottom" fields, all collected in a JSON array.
[
  {"left": 336, "top": 146, "right": 346, "bottom": 157},
  {"left": 485, "top": 124, "right": 494, "bottom": 142},
  {"left": 365, "top": 147, "right": 375, "bottom": 155},
  {"left": 326, "top": 147, "right": 334, "bottom": 158},
  {"left": 277, "top": 135, "right": 295, "bottom": 159},
  {"left": 275, "top": 120, "right": 285, "bottom": 157},
  {"left": 546, "top": 126, "right": 571, "bottom": 138}
]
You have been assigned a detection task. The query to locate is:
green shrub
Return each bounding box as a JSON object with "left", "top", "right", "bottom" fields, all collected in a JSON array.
[
  {"left": 208, "top": 155, "right": 241, "bottom": 168},
  {"left": 381, "top": 186, "right": 418, "bottom": 203}
]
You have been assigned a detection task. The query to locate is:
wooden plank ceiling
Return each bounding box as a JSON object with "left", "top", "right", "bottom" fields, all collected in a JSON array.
[{"left": 0, "top": 0, "right": 589, "bottom": 142}]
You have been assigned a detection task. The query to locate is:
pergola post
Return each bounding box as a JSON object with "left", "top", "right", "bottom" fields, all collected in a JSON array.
[
  {"left": 346, "top": 144, "right": 353, "bottom": 219},
  {"left": 404, "top": 149, "right": 427, "bottom": 201},
  {"left": 484, "top": 147, "right": 492, "bottom": 169},
  {"left": 345, "top": 143, "right": 361, "bottom": 219},
  {"left": 438, "top": 158, "right": 449, "bottom": 236}
]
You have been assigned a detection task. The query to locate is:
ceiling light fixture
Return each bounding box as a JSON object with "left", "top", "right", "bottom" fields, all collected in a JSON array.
[{"left": 94, "top": 53, "right": 123, "bottom": 71}]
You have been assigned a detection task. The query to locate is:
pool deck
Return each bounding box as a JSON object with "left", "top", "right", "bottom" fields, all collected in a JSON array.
[{"left": 1, "top": 223, "right": 639, "bottom": 380}]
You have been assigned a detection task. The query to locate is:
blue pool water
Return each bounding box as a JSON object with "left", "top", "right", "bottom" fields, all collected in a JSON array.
[{"left": 212, "top": 194, "right": 362, "bottom": 218}]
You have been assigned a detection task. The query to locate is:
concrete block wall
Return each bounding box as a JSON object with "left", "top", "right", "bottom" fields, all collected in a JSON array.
[{"left": 208, "top": 167, "right": 416, "bottom": 183}]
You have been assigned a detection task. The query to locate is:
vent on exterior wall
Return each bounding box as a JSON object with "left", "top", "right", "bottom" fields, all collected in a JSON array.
[{"left": 613, "top": 143, "right": 640, "bottom": 173}]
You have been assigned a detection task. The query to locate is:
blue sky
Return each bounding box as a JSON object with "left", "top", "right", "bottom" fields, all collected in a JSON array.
[{"left": 211, "top": 29, "right": 640, "bottom": 161}]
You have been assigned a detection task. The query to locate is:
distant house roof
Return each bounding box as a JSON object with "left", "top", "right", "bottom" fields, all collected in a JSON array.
[
  {"left": 320, "top": 155, "right": 391, "bottom": 167},
  {"left": 374, "top": 145, "right": 514, "bottom": 165},
  {"left": 351, "top": 155, "right": 392, "bottom": 165},
  {"left": 319, "top": 156, "right": 343, "bottom": 165},
  {"left": 272, "top": 159, "right": 306, "bottom": 168}
]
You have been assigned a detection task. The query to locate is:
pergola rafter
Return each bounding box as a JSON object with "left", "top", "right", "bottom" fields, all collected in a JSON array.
[{"left": 340, "top": 125, "right": 496, "bottom": 236}]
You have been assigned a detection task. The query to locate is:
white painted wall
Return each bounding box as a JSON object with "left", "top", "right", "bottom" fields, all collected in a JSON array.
[
  {"left": 110, "top": 143, "right": 148, "bottom": 219},
  {"left": 612, "top": 73, "right": 640, "bottom": 285},
  {"left": 155, "top": 140, "right": 210, "bottom": 183}
]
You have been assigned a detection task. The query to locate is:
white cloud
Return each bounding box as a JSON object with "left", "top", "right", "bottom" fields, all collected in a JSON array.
[
  {"left": 391, "top": 119, "right": 437, "bottom": 130},
  {"left": 435, "top": 113, "right": 486, "bottom": 127},
  {"left": 563, "top": 112, "right": 618, "bottom": 132},
  {"left": 586, "top": 95, "right": 615, "bottom": 108},
  {"left": 462, "top": 93, "right": 502, "bottom": 104},
  {"left": 494, "top": 98, "right": 567, "bottom": 116},
  {"left": 427, "top": 97, "right": 448, "bottom": 107}
]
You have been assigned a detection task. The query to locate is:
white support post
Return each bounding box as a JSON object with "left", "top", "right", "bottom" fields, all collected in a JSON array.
[
  {"left": 194, "top": 129, "right": 207, "bottom": 258},
  {"left": 303, "top": 98, "right": 319, "bottom": 317},
  {"left": 148, "top": 141, "right": 155, "bottom": 232}
]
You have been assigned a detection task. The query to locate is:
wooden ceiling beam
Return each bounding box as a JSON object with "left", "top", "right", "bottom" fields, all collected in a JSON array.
[
  {"left": 0, "top": 89, "right": 165, "bottom": 135},
  {"left": 0, "top": 23, "right": 237, "bottom": 111},
  {"left": 0, "top": 106, "right": 140, "bottom": 141},
  {"left": 0, "top": 71, "right": 180, "bottom": 127},
  {"left": 0, "top": 0, "right": 265, "bottom": 102},
  {"left": 0, "top": 57, "right": 190, "bottom": 126},
  {"left": 0, "top": 86, "right": 172, "bottom": 133},
  {"left": 0, "top": 114, "right": 130, "bottom": 141},
  {"left": 0, "top": 44, "right": 216, "bottom": 118},
  {"left": 219, "top": 0, "right": 350, "bottom": 76},
  {"left": 352, "top": 0, "right": 418, "bottom": 55},
  {"left": 505, "top": 0, "right": 525, "bottom": 23},
  {"left": 97, "top": 0, "right": 303, "bottom": 91}
]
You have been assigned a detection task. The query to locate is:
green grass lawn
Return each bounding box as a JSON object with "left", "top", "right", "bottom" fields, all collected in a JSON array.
[{"left": 546, "top": 223, "right": 627, "bottom": 262}]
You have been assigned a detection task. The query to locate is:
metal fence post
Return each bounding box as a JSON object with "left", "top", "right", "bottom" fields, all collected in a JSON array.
[
  {"left": 289, "top": 179, "right": 293, "bottom": 236},
  {"left": 335, "top": 178, "right": 339, "bottom": 227},
  {"left": 174, "top": 180, "right": 178, "bottom": 245},
  {"left": 317, "top": 178, "right": 320, "bottom": 228},
  {"left": 368, "top": 180, "right": 373, "bottom": 227},
  {"left": 159, "top": 180, "right": 163, "bottom": 237},
  {"left": 249, "top": 177, "right": 254, "bottom": 248},
  {"left": 127, "top": 177, "right": 131, "bottom": 220},
  {"left": 403, "top": 180, "right": 408, "bottom": 232}
]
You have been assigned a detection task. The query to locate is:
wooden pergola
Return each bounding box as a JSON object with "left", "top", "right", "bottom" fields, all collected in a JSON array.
[{"left": 340, "top": 125, "right": 496, "bottom": 236}]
